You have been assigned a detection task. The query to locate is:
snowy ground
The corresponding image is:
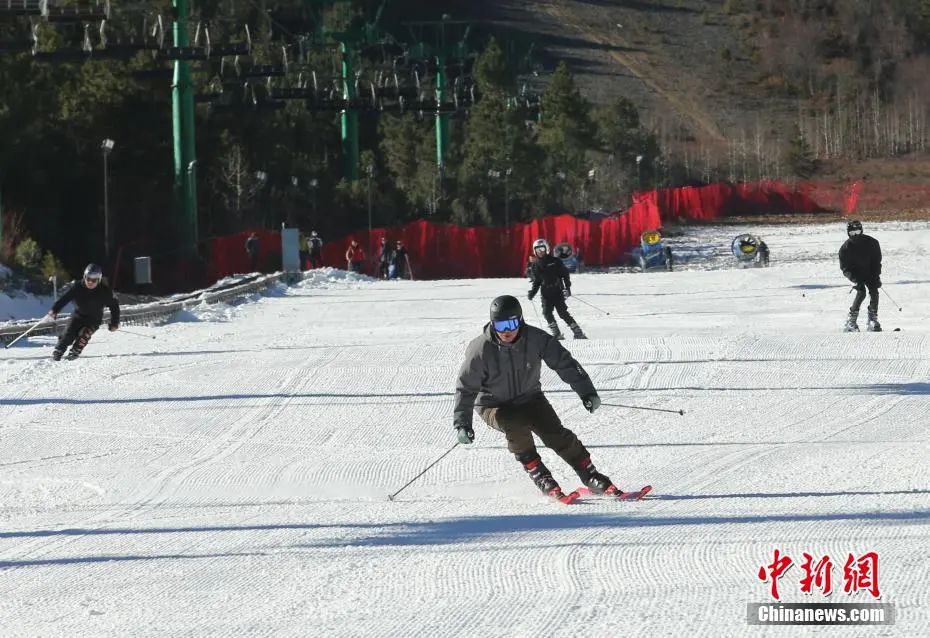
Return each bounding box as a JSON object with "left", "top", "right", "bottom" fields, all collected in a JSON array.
[{"left": 1, "top": 221, "right": 929, "bottom": 636}]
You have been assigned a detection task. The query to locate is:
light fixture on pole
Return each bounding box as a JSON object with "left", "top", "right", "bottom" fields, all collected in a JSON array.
[{"left": 101, "top": 139, "right": 115, "bottom": 259}]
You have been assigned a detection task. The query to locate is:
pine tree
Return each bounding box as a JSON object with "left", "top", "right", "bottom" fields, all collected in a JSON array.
[{"left": 536, "top": 62, "right": 597, "bottom": 212}]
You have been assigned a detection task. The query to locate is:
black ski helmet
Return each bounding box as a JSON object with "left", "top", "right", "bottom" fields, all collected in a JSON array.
[
  {"left": 847, "top": 220, "right": 863, "bottom": 236},
  {"left": 489, "top": 295, "right": 523, "bottom": 322},
  {"left": 83, "top": 263, "right": 103, "bottom": 281}
]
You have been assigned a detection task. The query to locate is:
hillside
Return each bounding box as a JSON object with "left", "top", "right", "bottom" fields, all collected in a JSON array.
[{"left": 451, "top": 0, "right": 930, "bottom": 198}]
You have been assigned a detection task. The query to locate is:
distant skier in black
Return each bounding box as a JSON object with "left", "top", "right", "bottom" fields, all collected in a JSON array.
[
  {"left": 758, "top": 240, "right": 770, "bottom": 267},
  {"left": 308, "top": 231, "right": 323, "bottom": 269},
  {"left": 839, "top": 219, "right": 882, "bottom": 332},
  {"left": 377, "top": 237, "right": 393, "bottom": 279},
  {"left": 527, "top": 238, "right": 586, "bottom": 339},
  {"left": 245, "top": 232, "right": 260, "bottom": 272},
  {"left": 46, "top": 264, "right": 120, "bottom": 360},
  {"left": 453, "top": 295, "right": 618, "bottom": 501}
]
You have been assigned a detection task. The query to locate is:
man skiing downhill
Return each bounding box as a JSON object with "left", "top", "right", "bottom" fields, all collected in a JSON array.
[
  {"left": 839, "top": 220, "right": 882, "bottom": 332},
  {"left": 47, "top": 264, "right": 120, "bottom": 360},
  {"left": 452, "top": 295, "right": 617, "bottom": 501},
  {"left": 527, "top": 238, "right": 586, "bottom": 340}
]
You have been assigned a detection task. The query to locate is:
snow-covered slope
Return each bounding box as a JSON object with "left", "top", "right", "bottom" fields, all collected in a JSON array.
[{"left": 1, "top": 222, "right": 928, "bottom": 636}]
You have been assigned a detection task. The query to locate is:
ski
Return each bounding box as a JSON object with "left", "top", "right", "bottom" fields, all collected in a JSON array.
[
  {"left": 549, "top": 488, "right": 582, "bottom": 505},
  {"left": 576, "top": 484, "right": 653, "bottom": 501}
]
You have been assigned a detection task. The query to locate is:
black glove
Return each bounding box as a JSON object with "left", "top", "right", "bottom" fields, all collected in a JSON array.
[
  {"left": 582, "top": 394, "right": 601, "bottom": 414},
  {"left": 842, "top": 270, "right": 855, "bottom": 282},
  {"left": 527, "top": 290, "right": 535, "bottom": 301},
  {"left": 564, "top": 288, "right": 572, "bottom": 298},
  {"left": 871, "top": 277, "right": 882, "bottom": 289},
  {"left": 456, "top": 425, "right": 475, "bottom": 444}
]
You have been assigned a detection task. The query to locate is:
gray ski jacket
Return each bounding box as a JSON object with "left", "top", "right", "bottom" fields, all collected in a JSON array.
[{"left": 453, "top": 322, "right": 596, "bottom": 429}]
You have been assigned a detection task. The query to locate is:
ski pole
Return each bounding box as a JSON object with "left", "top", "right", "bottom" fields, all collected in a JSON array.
[
  {"left": 117, "top": 328, "right": 157, "bottom": 340},
  {"left": 602, "top": 401, "right": 685, "bottom": 416},
  {"left": 388, "top": 442, "right": 460, "bottom": 501},
  {"left": 882, "top": 288, "right": 902, "bottom": 312},
  {"left": 531, "top": 298, "right": 542, "bottom": 325},
  {"left": 573, "top": 295, "right": 611, "bottom": 315},
  {"left": 4, "top": 316, "right": 49, "bottom": 349}
]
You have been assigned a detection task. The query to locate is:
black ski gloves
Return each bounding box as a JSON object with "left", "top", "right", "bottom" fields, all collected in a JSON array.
[
  {"left": 456, "top": 425, "right": 475, "bottom": 444},
  {"left": 564, "top": 288, "right": 572, "bottom": 298},
  {"left": 582, "top": 393, "right": 601, "bottom": 414},
  {"left": 527, "top": 289, "right": 535, "bottom": 301}
]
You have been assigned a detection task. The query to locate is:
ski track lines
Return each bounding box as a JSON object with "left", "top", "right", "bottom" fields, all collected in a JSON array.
[{"left": 3, "top": 222, "right": 930, "bottom": 635}]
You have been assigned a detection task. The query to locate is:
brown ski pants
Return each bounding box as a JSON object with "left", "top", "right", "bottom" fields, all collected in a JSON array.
[{"left": 478, "top": 394, "right": 589, "bottom": 468}]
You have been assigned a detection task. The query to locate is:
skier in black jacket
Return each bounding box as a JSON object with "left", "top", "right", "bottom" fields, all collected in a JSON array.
[
  {"left": 839, "top": 220, "right": 882, "bottom": 332},
  {"left": 527, "top": 238, "right": 586, "bottom": 339},
  {"left": 47, "top": 264, "right": 120, "bottom": 360}
]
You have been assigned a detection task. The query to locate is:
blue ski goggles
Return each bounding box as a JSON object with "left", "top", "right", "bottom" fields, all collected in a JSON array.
[{"left": 492, "top": 317, "right": 521, "bottom": 332}]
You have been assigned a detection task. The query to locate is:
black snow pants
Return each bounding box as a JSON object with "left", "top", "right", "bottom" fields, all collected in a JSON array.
[
  {"left": 850, "top": 282, "right": 880, "bottom": 315},
  {"left": 541, "top": 292, "right": 576, "bottom": 327},
  {"left": 54, "top": 315, "right": 100, "bottom": 359}
]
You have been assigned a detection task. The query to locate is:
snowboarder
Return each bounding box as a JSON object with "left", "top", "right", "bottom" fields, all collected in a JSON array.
[
  {"left": 308, "top": 231, "right": 323, "bottom": 269},
  {"left": 527, "top": 238, "right": 586, "bottom": 339},
  {"left": 452, "top": 295, "right": 613, "bottom": 500},
  {"left": 46, "top": 264, "right": 120, "bottom": 361},
  {"left": 839, "top": 220, "right": 882, "bottom": 332}
]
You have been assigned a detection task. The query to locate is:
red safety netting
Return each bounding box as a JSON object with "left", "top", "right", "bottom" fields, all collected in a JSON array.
[
  {"left": 206, "top": 181, "right": 848, "bottom": 281},
  {"left": 207, "top": 229, "right": 282, "bottom": 282}
]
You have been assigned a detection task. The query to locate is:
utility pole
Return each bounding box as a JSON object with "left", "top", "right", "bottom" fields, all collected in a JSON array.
[
  {"left": 366, "top": 163, "right": 374, "bottom": 252},
  {"left": 504, "top": 167, "right": 511, "bottom": 227},
  {"left": 172, "top": 0, "right": 198, "bottom": 258},
  {"left": 101, "top": 139, "right": 115, "bottom": 259}
]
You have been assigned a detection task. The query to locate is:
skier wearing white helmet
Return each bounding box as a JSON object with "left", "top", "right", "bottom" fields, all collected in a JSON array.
[
  {"left": 527, "top": 238, "right": 586, "bottom": 340},
  {"left": 46, "top": 263, "right": 120, "bottom": 360}
]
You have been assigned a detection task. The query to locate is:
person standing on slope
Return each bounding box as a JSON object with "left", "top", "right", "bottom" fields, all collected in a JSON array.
[
  {"left": 47, "top": 264, "right": 120, "bottom": 361},
  {"left": 527, "top": 238, "right": 586, "bottom": 339},
  {"left": 839, "top": 220, "right": 882, "bottom": 332},
  {"left": 452, "top": 295, "right": 615, "bottom": 500}
]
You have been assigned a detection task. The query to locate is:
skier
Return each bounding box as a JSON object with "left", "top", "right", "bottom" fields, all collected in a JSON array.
[
  {"left": 839, "top": 220, "right": 882, "bottom": 332},
  {"left": 527, "top": 238, "right": 586, "bottom": 339},
  {"left": 452, "top": 295, "right": 615, "bottom": 500},
  {"left": 308, "top": 231, "right": 323, "bottom": 269},
  {"left": 46, "top": 264, "right": 120, "bottom": 361}
]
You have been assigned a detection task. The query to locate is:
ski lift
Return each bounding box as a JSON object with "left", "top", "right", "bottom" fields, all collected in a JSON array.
[
  {"left": 0, "top": 0, "right": 43, "bottom": 17},
  {"left": 157, "top": 21, "right": 209, "bottom": 60},
  {"left": 240, "top": 47, "right": 288, "bottom": 78},
  {"left": 44, "top": 0, "right": 109, "bottom": 23},
  {"left": 94, "top": 20, "right": 161, "bottom": 60},
  {"left": 210, "top": 24, "right": 251, "bottom": 58},
  {"left": 31, "top": 21, "right": 93, "bottom": 62}
]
